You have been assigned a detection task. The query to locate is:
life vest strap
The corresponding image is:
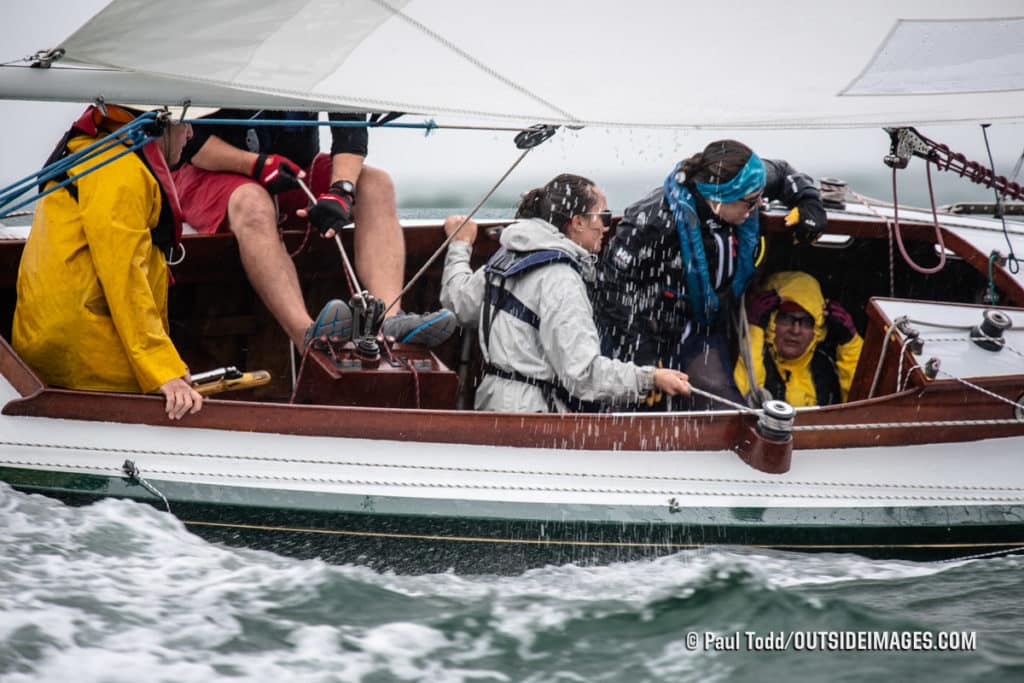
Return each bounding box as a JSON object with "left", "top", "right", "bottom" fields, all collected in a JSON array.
[{"left": 482, "top": 363, "right": 604, "bottom": 413}]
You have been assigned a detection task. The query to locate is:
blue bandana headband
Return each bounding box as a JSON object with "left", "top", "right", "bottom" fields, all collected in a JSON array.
[
  {"left": 664, "top": 160, "right": 761, "bottom": 325},
  {"left": 692, "top": 152, "right": 766, "bottom": 204}
]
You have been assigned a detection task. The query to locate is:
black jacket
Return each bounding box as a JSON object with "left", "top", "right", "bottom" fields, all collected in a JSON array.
[
  {"left": 180, "top": 109, "right": 368, "bottom": 169},
  {"left": 594, "top": 159, "right": 820, "bottom": 360}
]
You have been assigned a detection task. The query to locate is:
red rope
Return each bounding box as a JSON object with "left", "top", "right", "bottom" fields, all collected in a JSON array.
[
  {"left": 287, "top": 225, "right": 314, "bottom": 258},
  {"left": 922, "top": 135, "right": 1024, "bottom": 200},
  {"left": 890, "top": 163, "right": 947, "bottom": 275}
]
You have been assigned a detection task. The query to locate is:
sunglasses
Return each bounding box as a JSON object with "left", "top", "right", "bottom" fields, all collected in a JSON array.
[
  {"left": 740, "top": 191, "right": 764, "bottom": 209},
  {"left": 584, "top": 210, "right": 613, "bottom": 227},
  {"left": 776, "top": 311, "right": 815, "bottom": 330}
]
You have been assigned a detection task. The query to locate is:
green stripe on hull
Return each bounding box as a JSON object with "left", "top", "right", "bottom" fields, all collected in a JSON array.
[{"left": 4, "top": 465, "right": 1023, "bottom": 573}]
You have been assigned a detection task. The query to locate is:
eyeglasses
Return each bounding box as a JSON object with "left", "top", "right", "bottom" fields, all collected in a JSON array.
[
  {"left": 740, "top": 191, "right": 763, "bottom": 209},
  {"left": 776, "top": 311, "right": 815, "bottom": 330},
  {"left": 584, "top": 210, "right": 613, "bottom": 228}
]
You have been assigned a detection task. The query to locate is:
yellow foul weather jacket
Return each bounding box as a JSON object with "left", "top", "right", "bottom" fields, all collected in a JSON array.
[
  {"left": 734, "top": 271, "right": 863, "bottom": 407},
  {"left": 13, "top": 130, "right": 187, "bottom": 394}
]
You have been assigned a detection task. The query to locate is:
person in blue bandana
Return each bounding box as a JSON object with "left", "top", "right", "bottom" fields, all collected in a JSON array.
[{"left": 593, "top": 139, "right": 827, "bottom": 410}]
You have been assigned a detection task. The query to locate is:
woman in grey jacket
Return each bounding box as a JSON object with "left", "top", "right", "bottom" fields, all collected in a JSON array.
[{"left": 441, "top": 174, "right": 690, "bottom": 413}]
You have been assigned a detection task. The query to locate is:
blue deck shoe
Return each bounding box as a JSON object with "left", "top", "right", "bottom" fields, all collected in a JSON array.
[
  {"left": 303, "top": 299, "right": 353, "bottom": 347},
  {"left": 381, "top": 309, "right": 457, "bottom": 348}
]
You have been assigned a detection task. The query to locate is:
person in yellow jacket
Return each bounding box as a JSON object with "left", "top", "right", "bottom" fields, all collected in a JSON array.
[
  {"left": 734, "top": 271, "right": 863, "bottom": 407},
  {"left": 13, "top": 103, "right": 204, "bottom": 420}
]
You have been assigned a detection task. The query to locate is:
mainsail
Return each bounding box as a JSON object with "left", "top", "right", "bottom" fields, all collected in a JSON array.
[{"left": 1, "top": 0, "right": 1023, "bottom": 129}]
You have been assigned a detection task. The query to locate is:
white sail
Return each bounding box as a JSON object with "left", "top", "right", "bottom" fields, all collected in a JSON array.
[{"left": 2, "top": 0, "right": 1023, "bottom": 129}]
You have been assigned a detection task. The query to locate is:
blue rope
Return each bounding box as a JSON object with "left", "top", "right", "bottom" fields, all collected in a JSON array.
[
  {"left": 0, "top": 113, "right": 157, "bottom": 217},
  {"left": 5, "top": 139, "right": 154, "bottom": 216}
]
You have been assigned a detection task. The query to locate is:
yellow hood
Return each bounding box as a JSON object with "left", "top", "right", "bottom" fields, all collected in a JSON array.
[{"left": 761, "top": 270, "right": 826, "bottom": 364}]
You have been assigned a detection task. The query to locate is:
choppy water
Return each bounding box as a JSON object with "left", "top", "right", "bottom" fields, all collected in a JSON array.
[{"left": 2, "top": 484, "right": 1022, "bottom": 682}]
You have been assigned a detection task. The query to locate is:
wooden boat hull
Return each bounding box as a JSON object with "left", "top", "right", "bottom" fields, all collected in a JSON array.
[
  {"left": 2, "top": 207, "right": 1023, "bottom": 572},
  {"left": 3, "top": 369, "right": 1023, "bottom": 573}
]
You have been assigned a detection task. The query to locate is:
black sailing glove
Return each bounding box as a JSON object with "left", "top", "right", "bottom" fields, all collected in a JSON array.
[
  {"left": 308, "top": 181, "right": 355, "bottom": 235},
  {"left": 250, "top": 154, "right": 301, "bottom": 195},
  {"left": 789, "top": 197, "right": 827, "bottom": 245}
]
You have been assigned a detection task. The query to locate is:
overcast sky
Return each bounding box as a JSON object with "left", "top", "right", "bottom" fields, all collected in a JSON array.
[{"left": 3, "top": 1, "right": 1023, "bottom": 211}]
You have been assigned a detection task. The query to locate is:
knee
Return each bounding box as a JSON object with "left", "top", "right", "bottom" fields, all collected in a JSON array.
[
  {"left": 226, "top": 182, "right": 276, "bottom": 236},
  {"left": 355, "top": 166, "right": 396, "bottom": 208}
]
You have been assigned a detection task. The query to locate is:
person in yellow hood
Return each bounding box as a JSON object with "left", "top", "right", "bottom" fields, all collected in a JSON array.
[
  {"left": 13, "top": 103, "right": 204, "bottom": 420},
  {"left": 734, "top": 271, "right": 863, "bottom": 407}
]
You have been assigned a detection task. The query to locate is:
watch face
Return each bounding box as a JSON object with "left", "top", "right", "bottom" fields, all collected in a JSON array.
[{"left": 337, "top": 180, "right": 356, "bottom": 195}]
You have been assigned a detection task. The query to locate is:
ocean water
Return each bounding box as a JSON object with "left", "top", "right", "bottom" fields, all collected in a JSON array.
[{"left": 1, "top": 483, "right": 1022, "bottom": 682}]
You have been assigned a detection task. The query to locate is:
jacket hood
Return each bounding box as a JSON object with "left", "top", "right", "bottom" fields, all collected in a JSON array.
[
  {"left": 499, "top": 218, "right": 596, "bottom": 278},
  {"left": 761, "top": 270, "right": 826, "bottom": 369}
]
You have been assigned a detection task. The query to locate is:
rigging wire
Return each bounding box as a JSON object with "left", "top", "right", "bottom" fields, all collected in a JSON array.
[
  {"left": 980, "top": 124, "right": 1021, "bottom": 275},
  {"left": 1010, "top": 146, "right": 1024, "bottom": 186},
  {"left": 189, "top": 116, "right": 538, "bottom": 134},
  {"left": 381, "top": 145, "right": 535, "bottom": 319}
]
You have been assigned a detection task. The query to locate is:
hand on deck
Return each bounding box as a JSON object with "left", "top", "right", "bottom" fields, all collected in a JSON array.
[
  {"left": 653, "top": 368, "right": 690, "bottom": 396},
  {"left": 160, "top": 377, "right": 204, "bottom": 420},
  {"left": 444, "top": 215, "right": 478, "bottom": 245}
]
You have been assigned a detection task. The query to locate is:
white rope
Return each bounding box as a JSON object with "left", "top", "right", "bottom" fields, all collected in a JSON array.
[
  {"left": 900, "top": 362, "right": 920, "bottom": 392},
  {"left": 3, "top": 457, "right": 1023, "bottom": 502},
  {"left": 5, "top": 438, "right": 1024, "bottom": 492},
  {"left": 846, "top": 188, "right": 897, "bottom": 296},
  {"left": 794, "top": 418, "right": 1021, "bottom": 431},
  {"left": 897, "top": 336, "right": 917, "bottom": 392},
  {"left": 688, "top": 386, "right": 757, "bottom": 413},
  {"left": 868, "top": 320, "right": 902, "bottom": 399},
  {"left": 909, "top": 318, "right": 973, "bottom": 330},
  {"left": 736, "top": 296, "right": 762, "bottom": 408},
  {"left": 938, "top": 372, "right": 1024, "bottom": 411}
]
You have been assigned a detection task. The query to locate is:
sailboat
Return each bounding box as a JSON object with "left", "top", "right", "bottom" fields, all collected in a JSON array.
[{"left": 1, "top": 1, "right": 1023, "bottom": 573}]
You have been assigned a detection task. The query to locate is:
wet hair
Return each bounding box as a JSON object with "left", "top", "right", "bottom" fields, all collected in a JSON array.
[
  {"left": 678, "top": 139, "right": 753, "bottom": 186},
  {"left": 516, "top": 173, "right": 598, "bottom": 232}
]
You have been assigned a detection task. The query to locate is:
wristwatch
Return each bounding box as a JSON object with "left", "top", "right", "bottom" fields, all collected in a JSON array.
[{"left": 331, "top": 180, "right": 356, "bottom": 197}]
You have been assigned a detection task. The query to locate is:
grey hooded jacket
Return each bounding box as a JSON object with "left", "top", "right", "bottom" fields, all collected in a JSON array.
[{"left": 441, "top": 218, "right": 655, "bottom": 413}]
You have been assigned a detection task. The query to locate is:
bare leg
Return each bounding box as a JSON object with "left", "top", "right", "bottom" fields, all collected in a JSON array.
[
  {"left": 351, "top": 166, "right": 405, "bottom": 317},
  {"left": 226, "top": 183, "right": 313, "bottom": 347}
]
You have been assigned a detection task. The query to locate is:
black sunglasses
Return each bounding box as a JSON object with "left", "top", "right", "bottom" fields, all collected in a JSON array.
[
  {"left": 740, "top": 191, "right": 764, "bottom": 209},
  {"left": 584, "top": 210, "right": 613, "bottom": 227}
]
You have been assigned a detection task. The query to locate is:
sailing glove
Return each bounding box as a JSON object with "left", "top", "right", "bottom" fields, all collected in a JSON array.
[
  {"left": 748, "top": 290, "right": 781, "bottom": 327},
  {"left": 308, "top": 182, "right": 355, "bottom": 235},
  {"left": 792, "top": 197, "right": 827, "bottom": 245},
  {"left": 250, "top": 154, "right": 301, "bottom": 195},
  {"left": 824, "top": 300, "right": 857, "bottom": 344}
]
